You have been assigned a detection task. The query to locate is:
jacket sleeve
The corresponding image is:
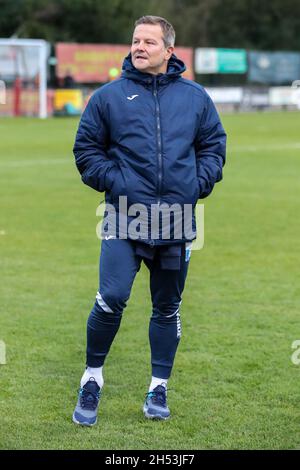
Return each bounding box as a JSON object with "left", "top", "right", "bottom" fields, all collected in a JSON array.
[
  {"left": 73, "top": 92, "right": 118, "bottom": 192},
  {"left": 194, "top": 91, "right": 227, "bottom": 199}
]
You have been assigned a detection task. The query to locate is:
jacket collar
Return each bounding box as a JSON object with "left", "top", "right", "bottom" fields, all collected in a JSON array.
[{"left": 121, "top": 52, "right": 186, "bottom": 86}]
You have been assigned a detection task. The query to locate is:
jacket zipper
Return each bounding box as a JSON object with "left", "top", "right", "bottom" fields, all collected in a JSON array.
[{"left": 153, "top": 76, "right": 162, "bottom": 206}]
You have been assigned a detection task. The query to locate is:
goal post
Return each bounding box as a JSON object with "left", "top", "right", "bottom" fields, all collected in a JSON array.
[{"left": 0, "top": 38, "right": 48, "bottom": 118}]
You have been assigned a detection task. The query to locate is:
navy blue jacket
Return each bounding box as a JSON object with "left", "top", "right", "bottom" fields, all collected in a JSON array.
[{"left": 73, "top": 53, "right": 226, "bottom": 245}]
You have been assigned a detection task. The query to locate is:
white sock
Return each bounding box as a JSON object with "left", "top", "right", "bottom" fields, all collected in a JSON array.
[
  {"left": 148, "top": 376, "right": 168, "bottom": 393},
  {"left": 80, "top": 366, "right": 104, "bottom": 389}
]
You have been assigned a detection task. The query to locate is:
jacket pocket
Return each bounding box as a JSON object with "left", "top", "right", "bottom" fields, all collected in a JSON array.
[
  {"left": 111, "top": 165, "right": 154, "bottom": 206},
  {"left": 105, "top": 165, "right": 119, "bottom": 191}
]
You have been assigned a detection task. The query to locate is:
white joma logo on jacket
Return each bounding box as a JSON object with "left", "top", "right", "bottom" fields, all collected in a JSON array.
[{"left": 127, "top": 94, "right": 139, "bottom": 100}]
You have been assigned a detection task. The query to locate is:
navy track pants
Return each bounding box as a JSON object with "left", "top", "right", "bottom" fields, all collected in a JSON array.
[{"left": 86, "top": 239, "right": 190, "bottom": 379}]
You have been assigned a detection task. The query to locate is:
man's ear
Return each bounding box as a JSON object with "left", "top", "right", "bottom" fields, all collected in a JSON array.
[{"left": 165, "top": 46, "right": 174, "bottom": 60}]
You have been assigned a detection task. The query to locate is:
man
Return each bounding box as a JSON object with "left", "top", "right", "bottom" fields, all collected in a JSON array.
[{"left": 72, "top": 15, "right": 226, "bottom": 426}]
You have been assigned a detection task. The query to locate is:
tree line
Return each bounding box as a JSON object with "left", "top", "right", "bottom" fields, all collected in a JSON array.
[{"left": 1, "top": 0, "right": 300, "bottom": 51}]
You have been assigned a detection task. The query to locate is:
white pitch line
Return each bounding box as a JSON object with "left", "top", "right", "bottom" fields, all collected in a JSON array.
[
  {"left": 0, "top": 142, "right": 299, "bottom": 168},
  {"left": 230, "top": 143, "right": 300, "bottom": 152},
  {"left": 0, "top": 158, "right": 71, "bottom": 168}
]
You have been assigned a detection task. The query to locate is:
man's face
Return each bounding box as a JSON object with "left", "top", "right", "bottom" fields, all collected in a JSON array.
[{"left": 131, "top": 24, "right": 173, "bottom": 75}]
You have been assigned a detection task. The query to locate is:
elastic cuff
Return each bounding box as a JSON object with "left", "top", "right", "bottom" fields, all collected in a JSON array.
[{"left": 152, "top": 365, "right": 172, "bottom": 380}]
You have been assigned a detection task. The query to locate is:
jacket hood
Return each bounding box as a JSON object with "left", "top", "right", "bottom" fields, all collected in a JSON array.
[{"left": 121, "top": 52, "right": 186, "bottom": 84}]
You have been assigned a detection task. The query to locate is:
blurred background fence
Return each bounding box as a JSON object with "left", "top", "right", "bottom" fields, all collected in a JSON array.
[{"left": 1, "top": 0, "right": 300, "bottom": 117}]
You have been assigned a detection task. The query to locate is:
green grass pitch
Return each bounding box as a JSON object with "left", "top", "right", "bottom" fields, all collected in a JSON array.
[{"left": 0, "top": 112, "right": 300, "bottom": 449}]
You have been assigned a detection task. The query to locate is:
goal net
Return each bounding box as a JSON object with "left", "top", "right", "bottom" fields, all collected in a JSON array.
[{"left": 0, "top": 39, "right": 49, "bottom": 118}]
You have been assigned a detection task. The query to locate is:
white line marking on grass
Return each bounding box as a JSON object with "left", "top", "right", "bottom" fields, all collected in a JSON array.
[
  {"left": 0, "top": 159, "right": 71, "bottom": 168},
  {"left": 1, "top": 142, "right": 299, "bottom": 168},
  {"left": 0, "top": 230, "right": 6, "bottom": 235},
  {"left": 231, "top": 143, "right": 300, "bottom": 152}
]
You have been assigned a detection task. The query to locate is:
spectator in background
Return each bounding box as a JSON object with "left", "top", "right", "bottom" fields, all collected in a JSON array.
[{"left": 63, "top": 70, "right": 75, "bottom": 88}]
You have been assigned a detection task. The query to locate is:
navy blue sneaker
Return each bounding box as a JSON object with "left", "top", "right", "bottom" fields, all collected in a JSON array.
[
  {"left": 143, "top": 385, "right": 170, "bottom": 420},
  {"left": 72, "top": 377, "right": 101, "bottom": 426}
]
